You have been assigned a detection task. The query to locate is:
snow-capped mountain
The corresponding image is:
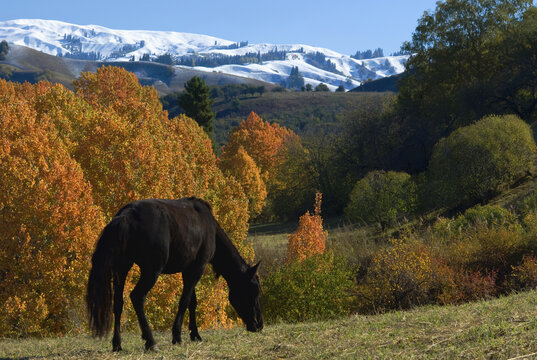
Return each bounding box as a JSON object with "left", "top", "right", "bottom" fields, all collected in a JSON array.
[{"left": 0, "top": 19, "right": 408, "bottom": 91}]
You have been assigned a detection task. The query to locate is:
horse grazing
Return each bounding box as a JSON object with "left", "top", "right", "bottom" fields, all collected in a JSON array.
[{"left": 86, "top": 197, "right": 263, "bottom": 351}]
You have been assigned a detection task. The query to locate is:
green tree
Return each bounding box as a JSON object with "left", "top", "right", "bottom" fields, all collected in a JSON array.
[
  {"left": 427, "top": 115, "right": 536, "bottom": 210},
  {"left": 178, "top": 76, "right": 216, "bottom": 143},
  {"left": 485, "top": 7, "right": 537, "bottom": 120},
  {"left": 287, "top": 66, "right": 305, "bottom": 89},
  {"left": 0, "top": 40, "right": 9, "bottom": 61},
  {"left": 345, "top": 170, "right": 417, "bottom": 229},
  {"left": 336, "top": 85, "right": 345, "bottom": 92},
  {"left": 397, "top": 0, "right": 533, "bottom": 171},
  {"left": 315, "top": 83, "right": 330, "bottom": 92}
]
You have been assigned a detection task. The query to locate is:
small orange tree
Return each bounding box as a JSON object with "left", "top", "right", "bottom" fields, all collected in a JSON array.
[
  {"left": 287, "top": 192, "right": 327, "bottom": 262},
  {"left": 263, "top": 192, "right": 355, "bottom": 322}
]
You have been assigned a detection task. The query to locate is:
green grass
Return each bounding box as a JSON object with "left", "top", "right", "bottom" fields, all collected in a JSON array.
[{"left": 2, "top": 291, "right": 537, "bottom": 359}]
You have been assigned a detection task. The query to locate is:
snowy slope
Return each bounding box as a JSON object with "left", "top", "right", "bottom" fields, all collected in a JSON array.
[{"left": 0, "top": 19, "right": 408, "bottom": 90}]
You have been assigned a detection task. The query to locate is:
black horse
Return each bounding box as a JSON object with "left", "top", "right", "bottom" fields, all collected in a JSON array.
[{"left": 86, "top": 197, "right": 263, "bottom": 351}]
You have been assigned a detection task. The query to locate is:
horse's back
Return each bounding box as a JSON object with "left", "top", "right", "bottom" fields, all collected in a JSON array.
[{"left": 116, "top": 198, "right": 217, "bottom": 274}]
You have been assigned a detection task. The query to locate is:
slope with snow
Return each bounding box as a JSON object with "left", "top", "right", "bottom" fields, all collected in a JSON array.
[{"left": 0, "top": 19, "right": 408, "bottom": 90}]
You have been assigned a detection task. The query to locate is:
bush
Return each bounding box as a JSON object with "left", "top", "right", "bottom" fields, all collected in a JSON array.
[
  {"left": 345, "top": 170, "right": 417, "bottom": 228},
  {"left": 509, "top": 255, "right": 537, "bottom": 291},
  {"left": 356, "top": 237, "right": 457, "bottom": 312},
  {"left": 453, "top": 270, "right": 497, "bottom": 302},
  {"left": 262, "top": 252, "right": 356, "bottom": 323},
  {"left": 520, "top": 189, "right": 537, "bottom": 216},
  {"left": 433, "top": 216, "right": 528, "bottom": 283},
  {"left": 453, "top": 205, "right": 517, "bottom": 230},
  {"left": 427, "top": 115, "right": 536, "bottom": 209}
]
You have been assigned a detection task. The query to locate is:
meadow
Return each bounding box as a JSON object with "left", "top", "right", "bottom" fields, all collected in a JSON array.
[{"left": 2, "top": 290, "right": 537, "bottom": 359}]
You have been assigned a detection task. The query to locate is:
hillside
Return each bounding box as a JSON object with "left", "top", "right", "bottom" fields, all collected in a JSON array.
[
  {"left": 352, "top": 73, "right": 402, "bottom": 92},
  {"left": 2, "top": 290, "right": 536, "bottom": 359},
  {"left": 0, "top": 19, "right": 409, "bottom": 90},
  {"left": 161, "top": 90, "right": 393, "bottom": 145},
  {"left": 0, "top": 44, "right": 273, "bottom": 94}
]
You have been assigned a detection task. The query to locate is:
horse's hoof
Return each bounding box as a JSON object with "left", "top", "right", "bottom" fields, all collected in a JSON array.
[
  {"left": 112, "top": 345, "right": 122, "bottom": 352},
  {"left": 145, "top": 341, "right": 157, "bottom": 351},
  {"left": 172, "top": 337, "right": 182, "bottom": 345},
  {"left": 190, "top": 333, "right": 202, "bottom": 342}
]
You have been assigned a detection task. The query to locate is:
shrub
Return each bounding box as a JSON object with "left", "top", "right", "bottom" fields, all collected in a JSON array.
[
  {"left": 520, "top": 189, "right": 537, "bottom": 216},
  {"left": 439, "top": 221, "right": 527, "bottom": 279},
  {"left": 262, "top": 252, "right": 356, "bottom": 323},
  {"left": 345, "top": 170, "right": 417, "bottom": 228},
  {"left": 356, "top": 237, "right": 457, "bottom": 312},
  {"left": 509, "top": 255, "right": 537, "bottom": 291},
  {"left": 427, "top": 114, "right": 536, "bottom": 209},
  {"left": 453, "top": 205, "right": 518, "bottom": 230},
  {"left": 453, "top": 270, "right": 497, "bottom": 302}
]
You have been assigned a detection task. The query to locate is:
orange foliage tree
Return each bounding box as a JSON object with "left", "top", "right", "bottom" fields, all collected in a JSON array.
[
  {"left": 222, "top": 112, "right": 300, "bottom": 182},
  {"left": 219, "top": 145, "right": 267, "bottom": 218},
  {"left": 287, "top": 193, "right": 327, "bottom": 262},
  {"left": 0, "top": 67, "right": 252, "bottom": 336},
  {"left": 0, "top": 79, "right": 105, "bottom": 336},
  {"left": 221, "top": 111, "right": 311, "bottom": 218}
]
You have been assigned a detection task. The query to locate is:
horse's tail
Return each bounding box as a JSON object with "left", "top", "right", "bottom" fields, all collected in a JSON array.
[{"left": 86, "top": 215, "right": 128, "bottom": 337}]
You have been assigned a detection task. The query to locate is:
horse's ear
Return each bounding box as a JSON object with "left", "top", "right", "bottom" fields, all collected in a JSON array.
[{"left": 247, "top": 261, "right": 261, "bottom": 278}]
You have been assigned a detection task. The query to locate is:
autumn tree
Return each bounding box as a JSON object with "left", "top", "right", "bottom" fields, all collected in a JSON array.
[
  {"left": 287, "top": 193, "right": 327, "bottom": 262},
  {"left": 0, "top": 67, "right": 252, "bottom": 336},
  {"left": 219, "top": 145, "right": 267, "bottom": 218},
  {"left": 0, "top": 79, "right": 105, "bottom": 336},
  {"left": 221, "top": 111, "right": 311, "bottom": 219}
]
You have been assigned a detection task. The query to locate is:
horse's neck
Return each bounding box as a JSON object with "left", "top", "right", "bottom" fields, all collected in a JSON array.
[{"left": 210, "top": 224, "right": 247, "bottom": 284}]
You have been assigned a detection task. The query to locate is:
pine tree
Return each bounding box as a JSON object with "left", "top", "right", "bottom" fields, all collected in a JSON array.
[
  {"left": 0, "top": 40, "right": 9, "bottom": 61},
  {"left": 287, "top": 66, "right": 305, "bottom": 89},
  {"left": 178, "top": 76, "right": 216, "bottom": 143}
]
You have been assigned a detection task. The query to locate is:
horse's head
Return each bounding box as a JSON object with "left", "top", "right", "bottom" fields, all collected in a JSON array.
[{"left": 228, "top": 262, "right": 263, "bottom": 332}]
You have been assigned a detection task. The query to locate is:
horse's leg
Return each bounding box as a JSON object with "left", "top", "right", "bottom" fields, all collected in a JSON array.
[
  {"left": 172, "top": 267, "right": 204, "bottom": 345},
  {"left": 130, "top": 269, "right": 160, "bottom": 351},
  {"left": 188, "top": 291, "right": 202, "bottom": 341},
  {"left": 112, "top": 263, "right": 131, "bottom": 352}
]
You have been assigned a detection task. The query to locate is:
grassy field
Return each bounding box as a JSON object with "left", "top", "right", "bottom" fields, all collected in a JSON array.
[{"left": 2, "top": 290, "right": 537, "bottom": 359}]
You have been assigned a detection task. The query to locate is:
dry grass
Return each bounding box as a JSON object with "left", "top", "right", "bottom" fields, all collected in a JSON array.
[{"left": 2, "top": 291, "right": 537, "bottom": 359}]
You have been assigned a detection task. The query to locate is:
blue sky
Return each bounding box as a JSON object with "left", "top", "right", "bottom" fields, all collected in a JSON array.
[{"left": 2, "top": 0, "right": 439, "bottom": 55}]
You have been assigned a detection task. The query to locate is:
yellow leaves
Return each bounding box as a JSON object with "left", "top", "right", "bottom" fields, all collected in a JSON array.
[
  {"left": 219, "top": 145, "right": 267, "bottom": 218},
  {"left": 0, "top": 68, "right": 252, "bottom": 336},
  {"left": 0, "top": 79, "right": 105, "bottom": 336},
  {"left": 222, "top": 111, "right": 300, "bottom": 185}
]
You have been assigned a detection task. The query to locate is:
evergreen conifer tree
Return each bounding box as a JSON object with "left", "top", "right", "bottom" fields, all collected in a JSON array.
[{"left": 178, "top": 76, "right": 216, "bottom": 143}]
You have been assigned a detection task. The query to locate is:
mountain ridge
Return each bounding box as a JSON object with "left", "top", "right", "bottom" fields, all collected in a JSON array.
[{"left": 0, "top": 19, "right": 408, "bottom": 91}]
